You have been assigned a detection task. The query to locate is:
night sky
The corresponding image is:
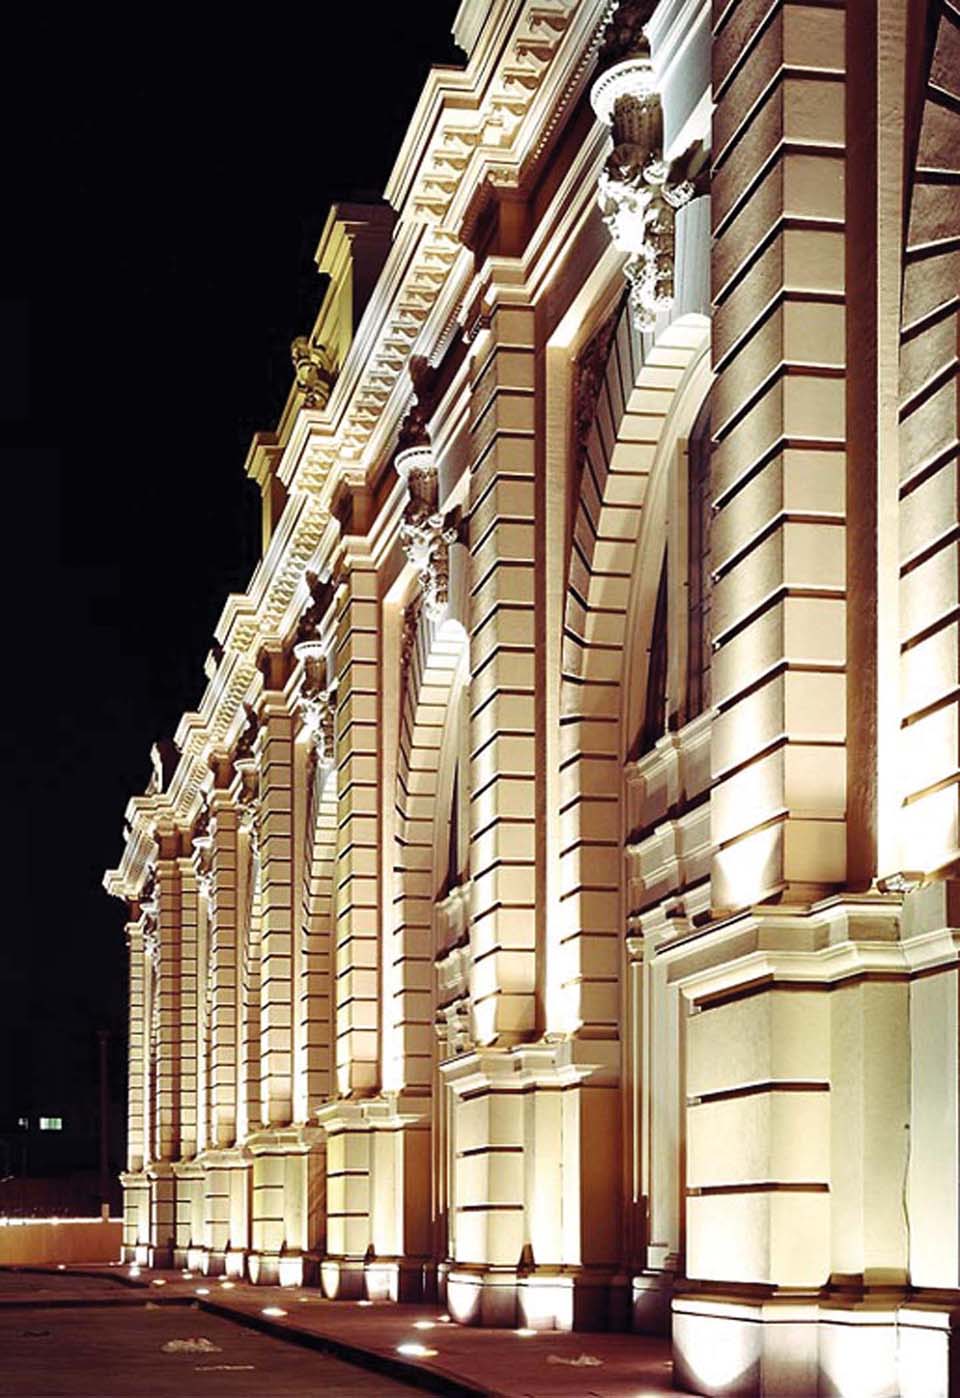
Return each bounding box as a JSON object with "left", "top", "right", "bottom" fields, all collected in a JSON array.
[{"left": 1, "top": 8, "right": 461, "bottom": 1172}]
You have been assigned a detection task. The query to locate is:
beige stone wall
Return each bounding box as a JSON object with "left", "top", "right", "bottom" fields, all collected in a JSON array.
[
  {"left": 105, "top": 1, "right": 960, "bottom": 1391},
  {"left": 0, "top": 1222, "right": 122, "bottom": 1267}
]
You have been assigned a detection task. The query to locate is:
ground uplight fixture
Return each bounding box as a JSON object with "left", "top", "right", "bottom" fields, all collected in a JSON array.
[
  {"left": 515, "top": 1328, "right": 536, "bottom": 1337},
  {"left": 397, "top": 1342, "right": 437, "bottom": 1358},
  {"left": 129, "top": 1265, "right": 141, "bottom": 1277},
  {"left": 262, "top": 1306, "right": 287, "bottom": 1318},
  {"left": 220, "top": 1280, "right": 235, "bottom": 1289},
  {"left": 413, "top": 1320, "right": 436, "bottom": 1330},
  {"left": 195, "top": 1287, "right": 210, "bottom": 1296},
  {"left": 56, "top": 1264, "right": 66, "bottom": 1271},
  {"left": 151, "top": 1279, "right": 166, "bottom": 1287},
  {"left": 356, "top": 1299, "right": 373, "bottom": 1307}
]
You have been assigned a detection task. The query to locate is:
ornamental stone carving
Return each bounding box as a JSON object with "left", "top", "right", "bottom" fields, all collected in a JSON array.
[
  {"left": 297, "top": 660, "right": 338, "bottom": 769},
  {"left": 400, "top": 597, "right": 421, "bottom": 682},
  {"left": 396, "top": 446, "right": 457, "bottom": 622},
  {"left": 590, "top": 15, "right": 705, "bottom": 332},
  {"left": 291, "top": 335, "right": 335, "bottom": 410}
]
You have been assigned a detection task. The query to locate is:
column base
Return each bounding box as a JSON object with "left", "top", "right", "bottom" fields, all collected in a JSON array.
[
  {"left": 119, "top": 1171, "right": 151, "bottom": 1263},
  {"left": 631, "top": 1268, "right": 675, "bottom": 1334},
  {"left": 320, "top": 1258, "right": 366, "bottom": 1300},
  {"left": 201, "top": 1148, "right": 251, "bottom": 1276},
  {"left": 672, "top": 1288, "right": 960, "bottom": 1397},
  {"left": 363, "top": 1255, "right": 432, "bottom": 1303},
  {"left": 445, "top": 1264, "right": 627, "bottom": 1331},
  {"left": 225, "top": 1249, "right": 247, "bottom": 1279}
]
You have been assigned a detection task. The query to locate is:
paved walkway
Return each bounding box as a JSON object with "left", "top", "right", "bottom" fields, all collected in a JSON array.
[
  {"left": 0, "top": 1274, "right": 417, "bottom": 1396},
  {"left": 0, "top": 1264, "right": 693, "bottom": 1397}
]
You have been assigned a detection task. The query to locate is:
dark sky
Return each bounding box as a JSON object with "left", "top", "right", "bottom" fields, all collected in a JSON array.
[{"left": 1, "top": 8, "right": 462, "bottom": 1165}]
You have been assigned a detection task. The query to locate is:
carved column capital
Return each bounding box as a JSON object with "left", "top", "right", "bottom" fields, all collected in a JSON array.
[
  {"left": 590, "top": 22, "right": 704, "bottom": 332},
  {"left": 396, "top": 446, "right": 457, "bottom": 622},
  {"left": 295, "top": 637, "right": 338, "bottom": 769}
]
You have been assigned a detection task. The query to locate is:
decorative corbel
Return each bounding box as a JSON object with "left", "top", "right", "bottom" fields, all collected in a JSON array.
[
  {"left": 590, "top": 6, "right": 707, "bottom": 332},
  {"left": 192, "top": 797, "right": 213, "bottom": 900},
  {"left": 291, "top": 335, "right": 335, "bottom": 410},
  {"left": 293, "top": 572, "right": 338, "bottom": 768},
  {"left": 296, "top": 652, "right": 338, "bottom": 770},
  {"left": 234, "top": 704, "right": 261, "bottom": 855},
  {"left": 141, "top": 868, "right": 160, "bottom": 969}
]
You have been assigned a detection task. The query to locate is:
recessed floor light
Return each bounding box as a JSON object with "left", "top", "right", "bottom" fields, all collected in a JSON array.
[
  {"left": 397, "top": 1342, "right": 437, "bottom": 1358},
  {"left": 195, "top": 1287, "right": 210, "bottom": 1296},
  {"left": 261, "top": 1306, "right": 287, "bottom": 1318}
]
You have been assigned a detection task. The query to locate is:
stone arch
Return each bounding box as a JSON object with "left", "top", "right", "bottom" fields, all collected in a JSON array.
[
  {"left": 299, "top": 760, "right": 337, "bottom": 1114},
  {"left": 621, "top": 342, "right": 713, "bottom": 755},
  {"left": 556, "top": 305, "right": 711, "bottom": 1038},
  {"left": 391, "top": 604, "right": 470, "bottom": 1096}
]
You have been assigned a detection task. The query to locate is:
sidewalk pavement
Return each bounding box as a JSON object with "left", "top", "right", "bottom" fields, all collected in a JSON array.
[{"left": 0, "top": 1263, "right": 693, "bottom": 1397}]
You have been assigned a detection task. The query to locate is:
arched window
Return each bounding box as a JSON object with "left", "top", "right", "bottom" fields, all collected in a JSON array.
[{"left": 639, "top": 554, "right": 669, "bottom": 756}]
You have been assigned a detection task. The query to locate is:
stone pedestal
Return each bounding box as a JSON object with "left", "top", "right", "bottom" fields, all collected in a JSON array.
[
  {"left": 318, "top": 1096, "right": 430, "bottom": 1301},
  {"left": 119, "top": 1171, "right": 150, "bottom": 1264},
  {"left": 247, "top": 1126, "right": 326, "bottom": 1286},
  {"left": 200, "top": 1148, "right": 250, "bottom": 1277},
  {"left": 172, "top": 1160, "right": 203, "bottom": 1269},
  {"left": 442, "top": 1040, "right": 623, "bottom": 1330},
  {"left": 146, "top": 1162, "right": 175, "bottom": 1269}
]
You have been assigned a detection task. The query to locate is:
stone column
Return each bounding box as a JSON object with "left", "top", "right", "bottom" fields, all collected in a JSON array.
[
  {"left": 121, "top": 912, "right": 148, "bottom": 1262},
  {"left": 199, "top": 783, "right": 240, "bottom": 1276},
  {"left": 208, "top": 786, "right": 239, "bottom": 1149},
  {"left": 333, "top": 545, "right": 381, "bottom": 1094},
  {"left": 315, "top": 543, "right": 382, "bottom": 1298},
  {"left": 256, "top": 660, "right": 296, "bottom": 1129},
  {"left": 466, "top": 281, "right": 538, "bottom": 1048},
  {"left": 147, "top": 831, "right": 181, "bottom": 1267},
  {"left": 708, "top": 0, "right": 848, "bottom": 909},
  {"left": 125, "top": 915, "right": 146, "bottom": 1173},
  {"left": 173, "top": 849, "right": 201, "bottom": 1268}
]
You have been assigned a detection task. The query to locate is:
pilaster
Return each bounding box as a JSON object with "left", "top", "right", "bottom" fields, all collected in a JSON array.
[
  {"left": 125, "top": 917, "right": 146, "bottom": 1173},
  {"left": 709, "top": 0, "right": 848, "bottom": 908},
  {"left": 466, "top": 270, "right": 539, "bottom": 1046},
  {"left": 153, "top": 830, "right": 182, "bottom": 1162},
  {"left": 208, "top": 789, "right": 239, "bottom": 1148},
  {"left": 333, "top": 545, "right": 381, "bottom": 1094},
  {"left": 256, "top": 671, "right": 296, "bottom": 1128},
  {"left": 177, "top": 854, "right": 200, "bottom": 1160}
]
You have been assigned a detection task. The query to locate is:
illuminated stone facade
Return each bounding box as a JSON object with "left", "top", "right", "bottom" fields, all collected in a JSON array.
[{"left": 105, "top": 0, "right": 960, "bottom": 1392}]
